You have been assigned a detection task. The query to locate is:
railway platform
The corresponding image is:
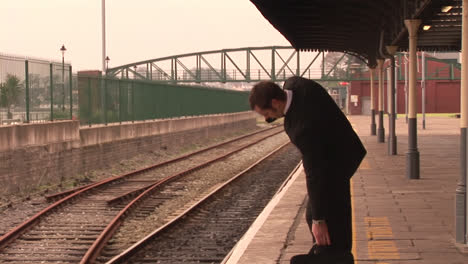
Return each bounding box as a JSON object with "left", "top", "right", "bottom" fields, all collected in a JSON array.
[{"left": 224, "top": 115, "right": 468, "bottom": 264}]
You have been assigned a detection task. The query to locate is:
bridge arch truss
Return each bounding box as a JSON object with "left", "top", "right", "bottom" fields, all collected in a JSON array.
[{"left": 106, "top": 46, "right": 361, "bottom": 83}]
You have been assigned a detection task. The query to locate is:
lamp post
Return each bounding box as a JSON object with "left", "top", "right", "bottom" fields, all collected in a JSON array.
[
  {"left": 105, "top": 56, "right": 110, "bottom": 75},
  {"left": 60, "top": 44, "right": 66, "bottom": 111},
  {"left": 102, "top": 0, "right": 107, "bottom": 73}
]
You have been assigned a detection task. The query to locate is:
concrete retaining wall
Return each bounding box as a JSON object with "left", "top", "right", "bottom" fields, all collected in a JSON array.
[
  {"left": 0, "top": 112, "right": 257, "bottom": 197},
  {"left": 0, "top": 121, "right": 80, "bottom": 152}
]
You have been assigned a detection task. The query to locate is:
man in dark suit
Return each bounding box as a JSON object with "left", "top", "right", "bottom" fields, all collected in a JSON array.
[{"left": 249, "top": 76, "right": 366, "bottom": 264}]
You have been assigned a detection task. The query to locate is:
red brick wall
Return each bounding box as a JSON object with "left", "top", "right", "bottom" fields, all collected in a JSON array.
[
  {"left": 348, "top": 54, "right": 461, "bottom": 115},
  {"left": 349, "top": 79, "right": 460, "bottom": 114}
]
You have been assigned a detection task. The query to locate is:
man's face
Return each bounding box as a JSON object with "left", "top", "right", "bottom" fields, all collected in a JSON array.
[{"left": 253, "top": 99, "right": 284, "bottom": 123}]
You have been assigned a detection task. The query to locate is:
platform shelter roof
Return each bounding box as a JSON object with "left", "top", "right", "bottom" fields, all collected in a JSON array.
[{"left": 250, "top": 0, "right": 462, "bottom": 67}]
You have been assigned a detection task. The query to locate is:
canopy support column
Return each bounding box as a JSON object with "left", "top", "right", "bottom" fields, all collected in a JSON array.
[
  {"left": 377, "top": 59, "right": 385, "bottom": 143},
  {"left": 456, "top": 0, "right": 468, "bottom": 244},
  {"left": 386, "top": 46, "right": 398, "bottom": 155},
  {"left": 370, "top": 67, "right": 376, "bottom": 135},
  {"left": 404, "top": 19, "right": 421, "bottom": 180}
]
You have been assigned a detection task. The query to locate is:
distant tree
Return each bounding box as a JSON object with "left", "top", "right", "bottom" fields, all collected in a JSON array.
[
  {"left": 28, "top": 73, "right": 43, "bottom": 108},
  {"left": 0, "top": 74, "right": 23, "bottom": 119}
]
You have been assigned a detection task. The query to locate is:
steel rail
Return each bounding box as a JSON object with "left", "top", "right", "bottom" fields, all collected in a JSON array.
[
  {"left": 220, "top": 161, "right": 302, "bottom": 264},
  {"left": 44, "top": 125, "right": 279, "bottom": 202},
  {"left": 0, "top": 125, "right": 280, "bottom": 250},
  {"left": 80, "top": 129, "right": 285, "bottom": 263},
  {"left": 103, "top": 141, "right": 291, "bottom": 264}
]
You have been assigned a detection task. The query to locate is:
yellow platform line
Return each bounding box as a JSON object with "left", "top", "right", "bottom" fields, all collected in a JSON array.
[
  {"left": 351, "top": 179, "right": 358, "bottom": 264},
  {"left": 351, "top": 123, "right": 359, "bottom": 134},
  {"left": 365, "top": 217, "right": 400, "bottom": 260},
  {"left": 350, "top": 121, "right": 370, "bottom": 263},
  {"left": 352, "top": 158, "right": 371, "bottom": 263},
  {"left": 360, "top": 159, "right": 370, "bottom": 170}
]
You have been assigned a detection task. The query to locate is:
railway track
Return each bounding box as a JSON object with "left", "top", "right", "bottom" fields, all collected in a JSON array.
[
  {"left": 102, "top": 142, "right": 301, "bottom": 264},
  {"left": 44, "top": 125, "right": 281, "bottom": 203},
  {"left": 0, "top": 126, "right": 289, "bottom": 263}
]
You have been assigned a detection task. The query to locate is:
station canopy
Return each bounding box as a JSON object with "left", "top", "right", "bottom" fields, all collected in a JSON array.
[{"left": 250, "top": 0, "right": 462, "bottom": 67}]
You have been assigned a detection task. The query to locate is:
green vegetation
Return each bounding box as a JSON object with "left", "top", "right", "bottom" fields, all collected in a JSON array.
[
  {"left": 51, "top": 109, "right": 70, "bottom": 120},
  {"left": 0, "top": 74, "right": 23, "bottom": 119}
]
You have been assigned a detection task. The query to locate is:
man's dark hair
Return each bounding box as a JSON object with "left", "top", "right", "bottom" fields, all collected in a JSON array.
[{"left": 249, "top": 81, "right": 286, "bottom": 110}]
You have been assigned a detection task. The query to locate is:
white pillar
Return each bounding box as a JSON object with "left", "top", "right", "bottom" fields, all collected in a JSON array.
[
  {"left": 404, "top": 19, "right": 421, "bottom": 180},
  {"left": 386, "top": 45, "right": 398, "bottom": 155},
  {"left": 102, "top": 0, "right": 107, "bottom": 73},
  {"left": 422, "top": 51, "right": 426, "bottom": 129},
  {"left": 377, "top": 59, "right": 385, "bottom": 142},
  {"left": 456, "top": 0, "right": 468, "bottom": 244},
  {"left": 405, "top": 53, "right": 409, "bottom": 123},
  {"left": 387, "top": 67, "right": 391, "bottom": 114},
  {"left": 370, "top": 67, "right": 376, "bottom": 135}
]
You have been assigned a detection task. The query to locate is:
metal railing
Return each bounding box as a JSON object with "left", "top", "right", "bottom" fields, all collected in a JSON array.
[
  {"left": 0, "top": 53, "right": 76, "bottom": 124},
  {"left": 78, "top": 75, "right": 250, "bottom": 126},
  {"left": 1, "top": 50, "right": 460, "bottom": 126},
  {"left": 107, "top": 47, "right": 461, "bottom": 83}
]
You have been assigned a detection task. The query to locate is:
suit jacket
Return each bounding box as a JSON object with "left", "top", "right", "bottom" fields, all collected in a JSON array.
[{"left": 283, "top": 76, "right": 366, "bottom": 220}]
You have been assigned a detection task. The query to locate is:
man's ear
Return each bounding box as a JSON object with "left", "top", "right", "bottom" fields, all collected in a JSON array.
[{"left": 271, "top": 99, "right": 281, "bottom": 109}]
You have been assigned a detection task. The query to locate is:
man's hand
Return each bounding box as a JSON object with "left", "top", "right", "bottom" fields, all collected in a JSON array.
[{"left": 312, "top": 221, "right": 331, "bottom": 246}]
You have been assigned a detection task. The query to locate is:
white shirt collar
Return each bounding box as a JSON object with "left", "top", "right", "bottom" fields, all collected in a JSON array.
[{"left": 284, "top": 89, "right": 292, "bottom": 115}]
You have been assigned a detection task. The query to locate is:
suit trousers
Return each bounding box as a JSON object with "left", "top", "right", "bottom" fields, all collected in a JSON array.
[{"left": 305, "top": 179, "right": 352, "bottom": 253}]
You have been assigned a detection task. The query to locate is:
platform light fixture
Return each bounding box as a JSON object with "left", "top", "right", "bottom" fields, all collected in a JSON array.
[
  {"left": 441, "top": 6, "right": 453, "bottom": 13},
  {"left": 60, "top": 44, "right": 67, "bottom": 111},
  {"left": 423, "top": 25, "right": 432, "bottom": 31},
  {"left": 105, "top": 56, "right": 110, "bottom": 72}
]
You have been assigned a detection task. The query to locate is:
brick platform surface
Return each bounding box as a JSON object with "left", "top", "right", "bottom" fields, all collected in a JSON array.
[{"left": 226, "top": 115, "right": 468, "bottom": 264}]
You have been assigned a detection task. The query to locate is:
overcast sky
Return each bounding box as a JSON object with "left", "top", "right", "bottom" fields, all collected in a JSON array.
[{"left": 1, "top": 0, "right": 291, "bottom": 71}]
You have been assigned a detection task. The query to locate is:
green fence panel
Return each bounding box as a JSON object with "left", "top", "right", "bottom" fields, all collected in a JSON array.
[
  {"left": 0, "top": 54, "right": 73, "bottom": 123},
  {"left": 77, "top": 76, "right": 250, "bottom": 126}
]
